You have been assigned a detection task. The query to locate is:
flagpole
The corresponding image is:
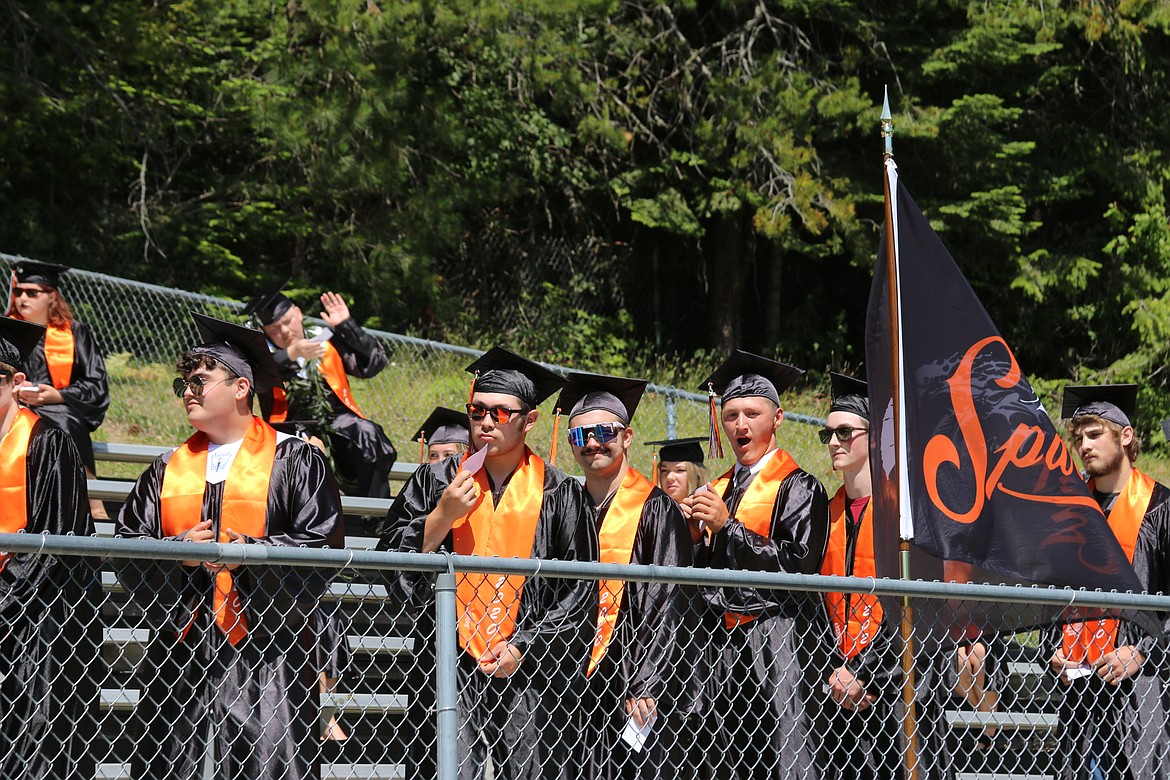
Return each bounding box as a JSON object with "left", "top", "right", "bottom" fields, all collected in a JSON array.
[{"left": 882, "top": 87, "right": 920, "bottom": 780}]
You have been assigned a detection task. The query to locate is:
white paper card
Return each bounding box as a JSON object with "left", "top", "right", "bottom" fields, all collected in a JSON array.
[
  {"left": 1065, "top": 665, "right": 1094, "bottom": 680},
  {"left": 462, "top": 445, "right": 489, "bottom": 475},
  {"left": 621, "top": 712, "right": 657, "bottom": 753}
]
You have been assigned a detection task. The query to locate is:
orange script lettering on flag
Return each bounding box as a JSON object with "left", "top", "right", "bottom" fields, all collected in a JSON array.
[{"left": 923, "top": 336, "right": 1098, "bottom": 524}]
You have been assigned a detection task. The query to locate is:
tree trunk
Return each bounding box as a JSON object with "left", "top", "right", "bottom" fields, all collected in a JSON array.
[{"left": 707, "top": 210, "right": 747, "bottom": 353}]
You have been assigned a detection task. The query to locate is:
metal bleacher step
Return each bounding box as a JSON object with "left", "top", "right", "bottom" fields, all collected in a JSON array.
[
  {"left": 944, "top": 710, "right": 1059, "bottom": 730},
  {"left": 97, "top": 762, "right": 404, "bottom": 779},
  {"left": 103, "top": 627, "right": 414, "bottom": 656},
  {"left": 100, "top": 689, "right": 408, "bottom": 715},
  {"left": 99, "top": 570, "right": 390, "bottom": 601}
]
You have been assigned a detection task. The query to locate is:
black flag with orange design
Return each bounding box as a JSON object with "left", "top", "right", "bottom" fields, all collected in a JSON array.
[{"left": 864, "top": 162, "right": 1141, "bottom": 605}]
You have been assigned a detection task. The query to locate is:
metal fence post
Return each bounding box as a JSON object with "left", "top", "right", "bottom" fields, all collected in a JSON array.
[
  {"left": 434, "top": 570, "right": 459, "bottom": 780},
  {"left": 665, "top": 394, "right": 676, "bottom": 439}
]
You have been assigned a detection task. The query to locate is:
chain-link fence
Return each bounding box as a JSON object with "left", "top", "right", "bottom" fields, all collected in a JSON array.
[
  {"left": 0, "top": 252, "right": 828, "bottom": 485},
  {"left": 1, "top": 531, "right": 1165, "bottom": 780}
]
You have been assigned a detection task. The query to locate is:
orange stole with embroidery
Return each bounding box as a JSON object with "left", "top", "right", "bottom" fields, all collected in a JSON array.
[
  {"left": 821, "top": 489, "right": 883, "bottom": 659},
  {"left": 1062, "top": 469, "right": 1152, "bottom": 665},
  {"left": 0, "top": 408, "right": 39, "bottom": 571},
  {"left": 160, "top": 417, "right": 276, "bottom": 645},
  {"left": 588, "top": 468, "right": 655, "bottom": 676},
  {"left": 452, "top": 446, "right": 545, "bottom": 660},
  {"left": 43, "top": 322, "right": 74, "bottom": 389}
]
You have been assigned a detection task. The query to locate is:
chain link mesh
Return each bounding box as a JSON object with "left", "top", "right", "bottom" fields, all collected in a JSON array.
[{"left": 1, "top": 540, "right": 1162, "bottom": 780}]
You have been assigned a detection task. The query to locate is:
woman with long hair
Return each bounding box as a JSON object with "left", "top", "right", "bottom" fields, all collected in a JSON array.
[{"left": 7, "top": 261, "right": 110, "bottom": 519}]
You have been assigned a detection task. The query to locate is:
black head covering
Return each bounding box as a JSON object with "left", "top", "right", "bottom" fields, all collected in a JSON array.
[
  {"left": 701, "top": 349, "right": 803, "bottom": 405},
  {"left": 644, "top": 437, "right": 706, "bottom": 464},
  {"left": 465, "top": 346, "right": 565, "bottom": 408},
  {"left": 829, "top": 372, "right": 870, "bottom": 421},
  {"left": 189, "top": 312, "right": 282, "bottom": 392},
  {"left": 242, "top": 277, "right": 295, "bottom": 327},
  {"left": 0, "top": 316, "right": 46, "bottom": 373},
  {"left": 1061, "top": 384, "right": 1138, "bottom": 428},
  {"left": 556, "top": 372, "right": 648, "bottom": 425},
  {"left": 12, "top": 261, "right": 70, "bottom": 290},
  {"left": 413, "top": 407, "right": 470, "bottom": 445}
]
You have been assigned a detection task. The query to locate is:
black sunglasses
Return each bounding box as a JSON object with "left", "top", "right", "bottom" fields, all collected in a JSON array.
[
  {"left": 466, "top": 403, "right": 526, "bottom": 424},
  {"left": 818, "top": 426, "right": 868, "bottom": 444},
  {"left": 172, "top": 375, "right": 234, "bottom": 398}
]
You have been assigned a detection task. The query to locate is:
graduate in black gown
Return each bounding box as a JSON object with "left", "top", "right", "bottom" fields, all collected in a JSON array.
[
  {"left": 245, "top": 279, "right": 397, "bottom": 498},
  {"left": 115, "top": 313, "right": 345, "bottom": 780},
  {"left": 682, "top": 350, "right": 829, "bottom": 780},
  {"left": 0, "top": 315, "right": 100, "bottom": 780},
  {"left": 557, "top": 372, "right": 698, "bottom": 780},
  {"left": 814, "top": 374, "right": 901, "bottom": 779},
  {"left": 7, "top": 261, "right": 110, "bottom": 519},
  {"left": 378, "top": 347, "right": 597, "bottom": 780},
  {"left": 1045, "top": 385, "right": 1170, "bottom": 780}
]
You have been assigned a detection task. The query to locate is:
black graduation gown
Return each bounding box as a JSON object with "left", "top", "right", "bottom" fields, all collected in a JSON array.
[
  {"left": 260, "top": 317, "right": 397, "bottom": 498},
  {"left": 580, "top": 486, "right": 699, "bottom": 780},
  {"left": 377, "top": 453, "right": 598, "bottom": 780},
  {"left": 1044, "top": 479, "right": 1170, "bottom": 780},
  {"left": 0, "top": 420, "right": 100, "bottom": 780},
  {"left": 813, "top": 498, "right": 902, "bottom": 780},
  {"left": 695, "top": 456, "right": 830, "bottom": 780},
  {"left": 24, "top": 319, "right": 109, "bottom": 473},
  {"left": 114, "top": 434, "right": 345, "bottom": 780}
]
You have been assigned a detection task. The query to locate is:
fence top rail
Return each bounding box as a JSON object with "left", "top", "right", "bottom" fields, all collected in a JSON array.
[{"left": 2, "top": 532, "right": 1166, "bottom": 611}]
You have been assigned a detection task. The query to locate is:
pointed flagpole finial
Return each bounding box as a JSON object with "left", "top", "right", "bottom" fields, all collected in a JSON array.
[{"left": 881, "top": 85, "right": 894, "bottom": 160}]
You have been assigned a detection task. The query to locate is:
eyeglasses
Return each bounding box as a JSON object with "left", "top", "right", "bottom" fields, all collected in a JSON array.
[
  {"left": 568, "top": 422, "right": 626, "bottom": 447},
  {"left": 172, "top": 376, "right": 234, "bottom": 398},
  {"left": 466, "top": 403, "right": 526, "bottom": 424},
  {"left": 12, "top": 287, "right": 49, "bottom": 299},
  {"left": 818, "top": 426, "right": 868, "bottom": 444}
]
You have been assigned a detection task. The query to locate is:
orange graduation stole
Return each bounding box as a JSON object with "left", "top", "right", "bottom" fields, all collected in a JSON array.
[
  {"left": 1062, "top": 468, "right": 1152, "bottom": 665},
  {"left": 710, "top": 449, "right": 801, "bottom": 629},
  {"left": 160, "top": 417, "right": 277, "bottom": 645},
  {"left": 452, "top": 446, "right": 545, "bottom": 660},
  {"left": 821, "top": 489, "right": 883, "bottom": 659},
  {"left": 588, "top": 468, "right": 655, "bottom": 677},
  {"left": 0, "top": 408, "right": 39, "bottom": 571},
  {"left": 43, "top": 322, "right": 74, "bottom": 389},
  {"left": 267, "top": 340, "right": 366, "bottom": 424}
]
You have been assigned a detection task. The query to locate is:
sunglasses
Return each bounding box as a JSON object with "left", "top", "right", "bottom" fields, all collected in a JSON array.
[
  {"left": 818, "top": 426, "right": 868, "bottom": 444},
  {"left": 12, "top": 287, "right": 49, "bottom": 299},
  {"left": 172, "top": 376, "right": 234, "bottom": 398},
  {"left": 466, "top": 403, "right": 526, "bottom": 424},
  {"left": 567, "top": 422, "right": 626, "bottom": 447}
]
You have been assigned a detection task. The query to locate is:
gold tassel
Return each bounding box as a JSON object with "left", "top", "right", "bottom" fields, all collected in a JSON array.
[
  {"left": 549, "top": 408, "right": 561, "bottom": 466},
  {"left": 468, "top": 370, "right": 479, "bottom": 406},
  {"left": 707, "top": 383, "right": 724, "bottom": 459},
  {"left": 418, "top": 435, "right": 426, "bottom": 465}
]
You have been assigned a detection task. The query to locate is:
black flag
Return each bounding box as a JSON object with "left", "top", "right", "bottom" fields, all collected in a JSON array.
[{"left": 864, "top": 161, "right": 1141, "bottom": 605}]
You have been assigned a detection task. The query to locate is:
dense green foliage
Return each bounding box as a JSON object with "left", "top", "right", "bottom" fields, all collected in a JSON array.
[{"left": 4, "top": 1, "right": 1170, "bottom": 428}]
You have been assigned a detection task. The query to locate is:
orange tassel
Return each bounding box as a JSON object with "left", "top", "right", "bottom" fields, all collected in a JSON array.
[
  {"left": 418, "top": 435, "right": 426, "bottom": 465},
  {"left": 651, "top": 452, "right": 659, "bottom": 484},
  {"left": 707, "top": 383, "right": 724, "bottom": 459},
  {"left": 468, "top": 370, "right": 479, "bottom": 406},
  {"left": 549, "top": 408, "right": 561, "bottom": 466}
]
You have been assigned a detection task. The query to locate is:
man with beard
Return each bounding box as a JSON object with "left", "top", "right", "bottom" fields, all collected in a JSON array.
[
  {"left": 682, "top": 349, "right": 829, "bottom": 780},
  {"left": 557, "top": 372, "right": 697, "bottom": 780},
  {"left": 1050, "top": 384, "right": 1170, "bottom": 779}
]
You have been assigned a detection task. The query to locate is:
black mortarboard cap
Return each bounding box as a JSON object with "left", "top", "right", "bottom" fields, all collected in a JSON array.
[
  {"left": 413, "top": 407, "right": 470, "bottom": 445},
  {"left": 556, "top": 372, "right": 648, "bottom": 425},
  {"left": 190, "top": 312, "right": 282, "bottom": 393},
  {"left": 644, "top": 437, "right": 706, "bottom": 464},
  {"left": 12, "top": 261, "right": 70, "bottom": 289},
  {"left": 0, "top": 316, "right": 46, "bottom": 372},
  {"left": 1061, "top": 384, "right": 1138, "bottom": 428},
  {"left": 829, "top": 372, "right": 870, "bottom": 420},
  {"left": 700, "top": 349, "right": 804, "bottom": 404},
  {"left": 242, "top": 277, "right": 295, "bottom": 327},
  {"left": 465, "top": 346, "right": 565, "bottom": 408}
]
